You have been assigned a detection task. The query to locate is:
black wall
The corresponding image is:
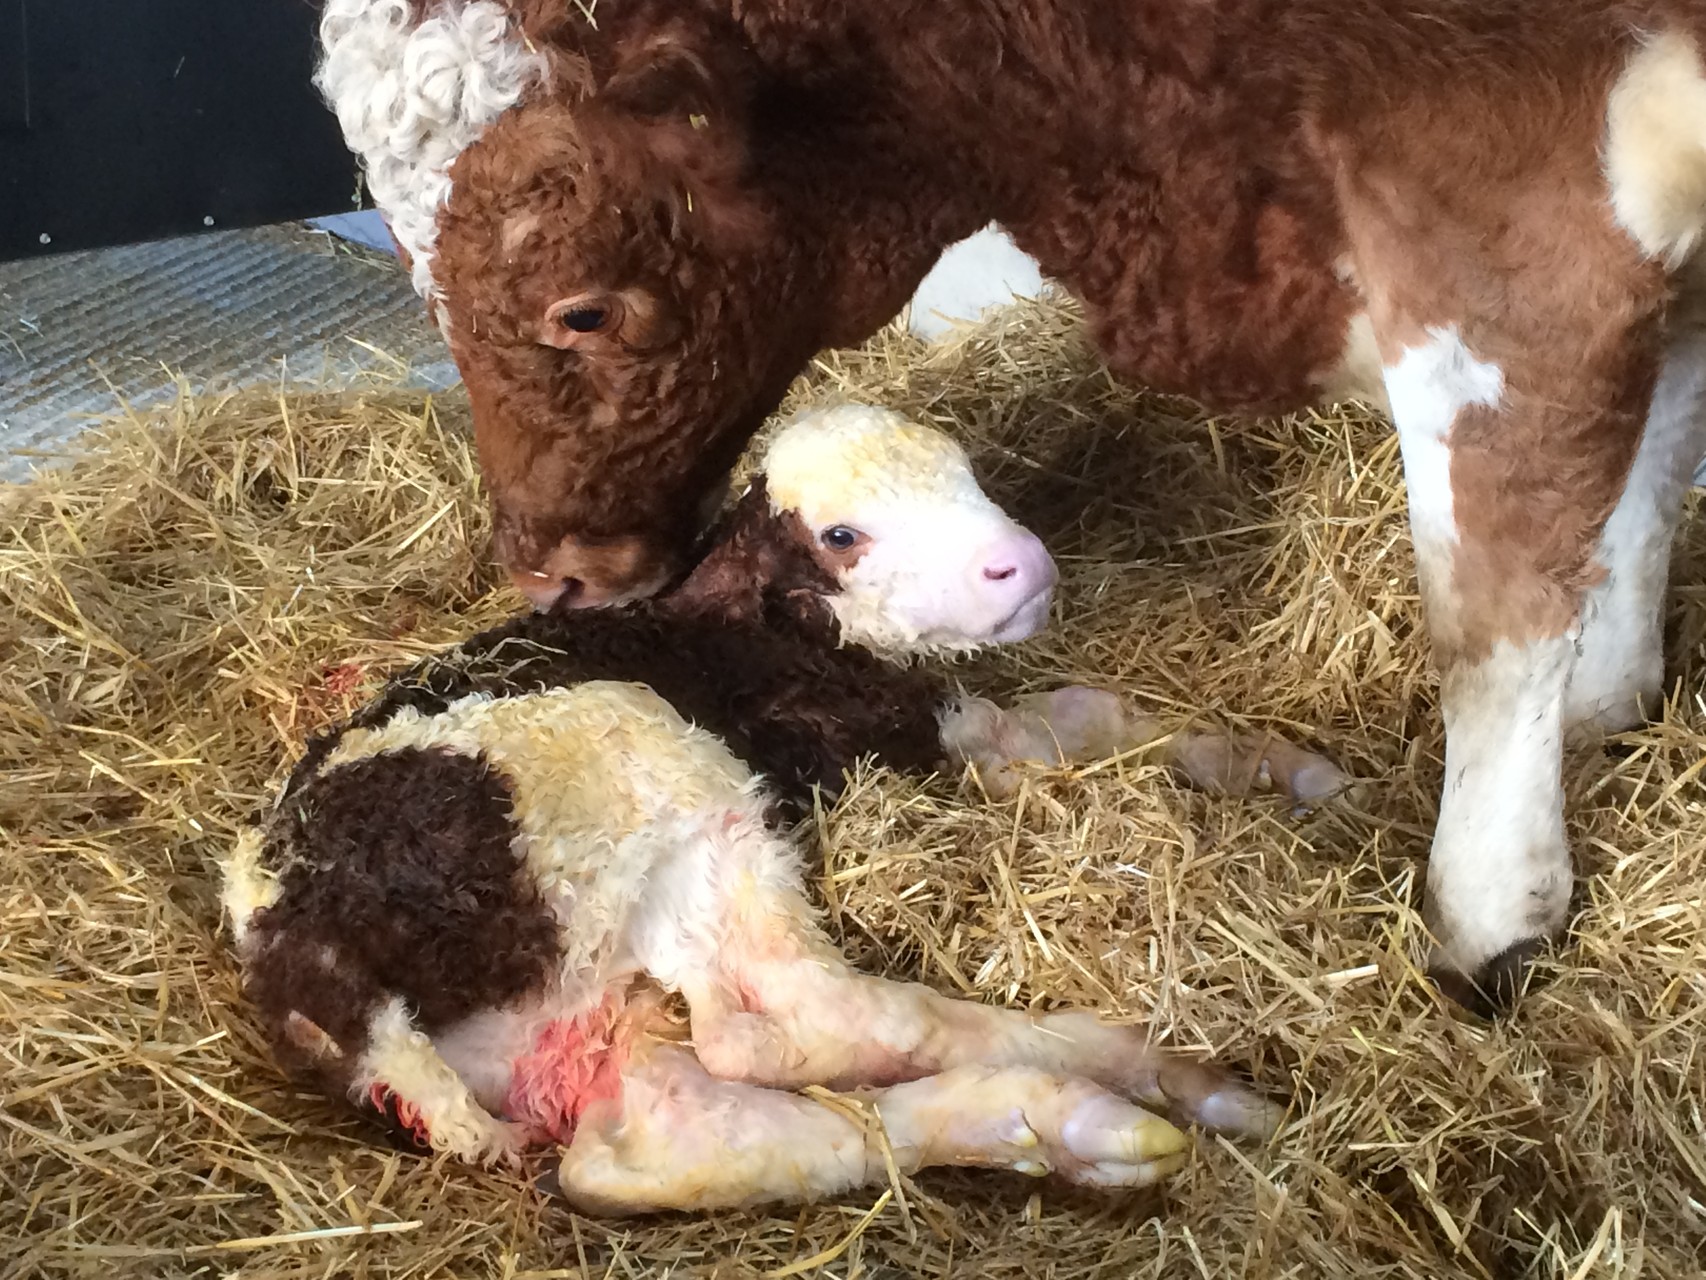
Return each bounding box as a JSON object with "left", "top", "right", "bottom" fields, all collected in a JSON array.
[{"left": 0, "top": 1, "right": 361, "bottom": 260}]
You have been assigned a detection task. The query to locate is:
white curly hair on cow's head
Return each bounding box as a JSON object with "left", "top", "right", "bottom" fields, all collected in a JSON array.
[{"left": 314, "top": 0, "right": 549, "bottom": 312}]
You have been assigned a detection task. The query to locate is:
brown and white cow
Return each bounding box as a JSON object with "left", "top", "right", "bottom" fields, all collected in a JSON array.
[{"left": 315, "top": 0, "right": 1706, "bottom": 1012}]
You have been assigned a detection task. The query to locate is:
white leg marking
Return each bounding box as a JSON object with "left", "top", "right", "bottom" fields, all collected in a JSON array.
[
  {"left": 1383, "top": 324, "right": 1504, "bottom": 619},
  {"left": 1566, "top": 333, "right": 1706, "bottom": 731},
  {"left": 354, "top": 996, "right": 529, "bottom": 1165},
  {"left": 1605, "top": 30, "right": 1706, "bottom": 270},
  {"left": 1428, "top": 638, "right": 1574, "bottom": 972},
  {"left": 1381, "top": 328, "right": 1573, "bottom": 973}
]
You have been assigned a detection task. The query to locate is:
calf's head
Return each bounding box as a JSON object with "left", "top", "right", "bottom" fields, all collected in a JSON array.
[
  {"left": 319, "top": 2, "right": 958, "bottom": 610},
  {"left": 676, "top": 405, "right": 1056, "bottom": 653}
]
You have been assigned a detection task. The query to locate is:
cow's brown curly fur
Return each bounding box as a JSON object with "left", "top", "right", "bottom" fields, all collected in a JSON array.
[
  {"left": 339, "top": 0, "right": 1706, "bottom": 1019},
  {"left": 409, "top": 0, "right": 1706, "bottom": 609}
]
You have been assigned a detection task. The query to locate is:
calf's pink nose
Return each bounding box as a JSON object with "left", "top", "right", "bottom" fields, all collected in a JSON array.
[{"left": 979, "top": 531, "right": 1057, "bottom": 598}]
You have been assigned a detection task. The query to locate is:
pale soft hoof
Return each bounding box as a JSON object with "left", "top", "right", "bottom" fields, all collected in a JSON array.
[
  {"left": 1135, "top": 1052, "right": 1288, "bottom": 1141},
  {"left": 1054, "top": 1093, "right": 1190, "bottom": 1188},
  {"left": 1193, "top": 1086, "right": 1287, "bottom": 1140},
  {"left": 994, "top": 1084, "right": 1193, "bottom": 1190},
  {"left": 1245, "top": 736, "right": 1353, "bottom": 807},
  {"left": 1284, "top": 755, "right": 1354, "bottom": 806}
]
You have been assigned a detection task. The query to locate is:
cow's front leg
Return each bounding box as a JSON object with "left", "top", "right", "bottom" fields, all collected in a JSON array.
[
  {"left": 1381, "top": 322, "right": 1656, "bottom": 1014},
  {"left": 1329, "top": 76, "right": 1694, "bottom": 1013}
]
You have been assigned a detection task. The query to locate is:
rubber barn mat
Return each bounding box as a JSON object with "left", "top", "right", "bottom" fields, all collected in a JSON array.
[
  {"left": 0, "top": 222, "right": 453, "bottom": 480},
  {"left": 6, "top": 218, "right": 1703, "bottom": 486}
]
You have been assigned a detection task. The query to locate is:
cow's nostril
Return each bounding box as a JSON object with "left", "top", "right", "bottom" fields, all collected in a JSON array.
[
  {"left": 559, "top": 577, "right": 586, "bottom": 603},
  {"left": 983, "top": 564, "right": 1018, "bottom": 582}
]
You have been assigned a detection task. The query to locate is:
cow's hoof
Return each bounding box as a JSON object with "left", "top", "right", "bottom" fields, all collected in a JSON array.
[{"left": 1428, "top": 938, "right": 1547, "bottom": 1019}]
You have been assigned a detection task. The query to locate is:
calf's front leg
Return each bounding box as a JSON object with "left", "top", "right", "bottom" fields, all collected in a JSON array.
[
  {"left": 349, "top": 997, "right": 532, "bottom": 1165},
  {"left": 941, "top": 687, "right": 1350, "bottom": 803},
  {"left": 548, "top": 1042, "right": 1190, "bottom": 1214}
]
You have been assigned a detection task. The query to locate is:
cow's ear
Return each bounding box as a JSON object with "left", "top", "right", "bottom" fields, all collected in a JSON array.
[
  {"left": 589, "top": 30, "right": 760, "bottom": 242},
  {"left": 600, "top": 37, "right": 718, "bottom": 121}
]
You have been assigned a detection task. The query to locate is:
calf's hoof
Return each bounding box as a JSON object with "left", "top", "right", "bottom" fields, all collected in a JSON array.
[{"left": 1427, "top": 937, "right": 1547, "bottom": 1019}]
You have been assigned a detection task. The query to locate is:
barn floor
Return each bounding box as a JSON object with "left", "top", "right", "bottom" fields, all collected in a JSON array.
[
  {"left": 3, "top": 298, "right": 1705, "bottom": 1279},
  {"left": 0, "top": 215, "right": 1046, "bottom": 481},
  {"left": 0, "top": 221, "right": 452, "bottom": 479}
]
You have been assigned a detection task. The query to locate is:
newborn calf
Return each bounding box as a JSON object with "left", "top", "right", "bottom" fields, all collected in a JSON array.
[{"left": 222, "top": 405, "right": 1338, "bottom": 1214}]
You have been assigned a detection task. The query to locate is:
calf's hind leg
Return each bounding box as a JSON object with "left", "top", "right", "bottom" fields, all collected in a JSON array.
[
  {"left": 548, "top": 1042, "right": 1189, "bottom": 1214},
  {"left": 638, "top": 819, "right": 1280, "bottom": 1139}
]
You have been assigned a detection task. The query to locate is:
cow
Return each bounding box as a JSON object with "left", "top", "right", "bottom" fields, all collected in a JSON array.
[{"left": 314, "top": 0, "right": 1706, "bottom": 1011}]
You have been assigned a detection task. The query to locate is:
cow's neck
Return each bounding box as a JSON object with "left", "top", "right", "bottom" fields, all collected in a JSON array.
[
  {"left": 741, "top": 1, "right": 1280, "bottom": 257},
  {"left": 742, "top": 0, "right": 1357, "bottom": 414}
]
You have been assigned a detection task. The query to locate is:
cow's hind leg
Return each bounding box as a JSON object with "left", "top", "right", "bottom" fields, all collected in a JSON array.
[
  {"left": 547, "top": 1042, "right": 1188, "bottom": 1214},
  {"left": 1565, "top": 325, "right": 1706, "bottom": 734}
]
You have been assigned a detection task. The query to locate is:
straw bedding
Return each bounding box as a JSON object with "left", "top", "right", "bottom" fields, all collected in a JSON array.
[{"left": 2, "top": 299, "right": 1703, "bottom": 1279}]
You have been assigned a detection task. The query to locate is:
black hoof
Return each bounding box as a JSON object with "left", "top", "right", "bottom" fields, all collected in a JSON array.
[
  {"left": 1428, "top": 938, "right": 1546, "bottom": 1019},
  {"left": 1599, "top": 736, "right": 1648, "bottom": 763}
]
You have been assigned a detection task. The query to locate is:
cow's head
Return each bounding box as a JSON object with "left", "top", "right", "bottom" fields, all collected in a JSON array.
[{"left": 320, "top": 0, "right": 964, "bottom": 609}]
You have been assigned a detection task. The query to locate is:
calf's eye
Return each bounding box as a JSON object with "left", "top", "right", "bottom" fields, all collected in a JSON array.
[{"left": 821, "top": 526, "right": 860, "bottom": 551}]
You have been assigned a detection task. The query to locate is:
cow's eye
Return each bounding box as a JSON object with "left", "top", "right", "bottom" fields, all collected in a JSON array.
[
  {"left": 541, "top": 294, "right": 624, "bottom": 348},
  {"left": 560, "top": 307, "right": 608, "bottom": 333}
]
